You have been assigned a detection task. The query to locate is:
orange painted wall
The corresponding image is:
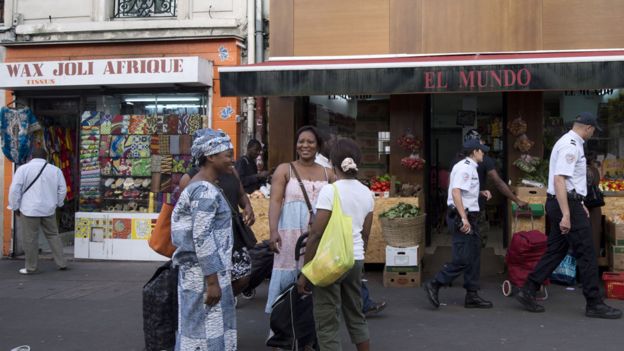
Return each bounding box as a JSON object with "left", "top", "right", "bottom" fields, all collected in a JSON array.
[{"left": 2, "top": 39, "right": 242, "bottom": 256}]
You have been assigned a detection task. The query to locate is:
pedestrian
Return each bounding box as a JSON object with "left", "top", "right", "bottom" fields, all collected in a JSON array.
[
  {"left": 585, "top": 151, "right": 604, "bottom": 257},
  {"left": 8, "top": 147, "right": 68, "bottom": 274},
  {"left": 265, "top": 125, "right": 333, "bottom": 314},
  {"left": 298, "top": 138, "right": 371, "bottom": 351},
  {"left": 236, "top": 139, "right": 269, "bottom": 194},
  {"left": 315, "top": 134, "right": 387, "bottom": 316},
  {"left": 463, "top": 129, "right": 528, "bottom": 245},
  {"left": 179, "top": 163, "right": 255, "bottom": 296},
  {"left": 423, "top": 139, "right": 493, "bottom": 309},
  {"left": 171, "top": 129, "right": 237, "bottom": 350},
  {"left": 515, "top": 112, "right": 621, "bottom": 319}
]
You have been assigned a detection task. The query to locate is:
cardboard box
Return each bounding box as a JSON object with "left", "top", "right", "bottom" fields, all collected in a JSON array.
[
  {"left": 385, "top": 265, "right": 421, "bottom": 273},
  {"left": 608, "top": 244, "right": 624, "bottom": 272},
  {"left": 602, "top": 272, "right": 624, "bottom": 300},
  {"left": 607, "top": 221, "right": 624, "bottom": 246},
  {"left": 383, "top": 270, "right": 421, "bottom": 288},
  {"left": 385, "top": 245, "right": 419, "bottom": 266},
  {"left": 514, "top": 186, "right": 547, "bottom": 199}
]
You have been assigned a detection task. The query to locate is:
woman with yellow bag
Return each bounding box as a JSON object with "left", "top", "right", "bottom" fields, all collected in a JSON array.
[{"left": 297, "top": 138, "right": 373, "bottom": 351}]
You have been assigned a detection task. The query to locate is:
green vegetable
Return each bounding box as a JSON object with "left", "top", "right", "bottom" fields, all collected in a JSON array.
[{"left": 380, "top": 202, "right": 421, "bottom": 219}]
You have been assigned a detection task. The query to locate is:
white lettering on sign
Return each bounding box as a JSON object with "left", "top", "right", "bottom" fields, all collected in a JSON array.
[{"left": 0, "top": 57, "right": 212, "bottom": 89}]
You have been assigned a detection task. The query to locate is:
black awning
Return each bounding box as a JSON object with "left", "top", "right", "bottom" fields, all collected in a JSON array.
[{"left": 219, "top": 50, "right": 624, "bottom": 96}]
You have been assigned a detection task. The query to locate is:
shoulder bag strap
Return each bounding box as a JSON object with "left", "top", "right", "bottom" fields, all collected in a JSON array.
[
  {"left": 23, "top": 162, "right": 48, "bottom": 195},
  {"left": 289, "top": 162, "right": 314, "bottom": 216}
]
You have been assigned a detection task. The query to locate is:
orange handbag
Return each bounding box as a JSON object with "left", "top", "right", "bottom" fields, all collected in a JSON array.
[{"left": 148, "top": 203, "right": 177, "bottom": 257}]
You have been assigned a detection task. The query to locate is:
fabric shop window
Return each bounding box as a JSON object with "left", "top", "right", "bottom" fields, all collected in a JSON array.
[{"left": 113, "top": 0, "right": 177, "bottom": 18}]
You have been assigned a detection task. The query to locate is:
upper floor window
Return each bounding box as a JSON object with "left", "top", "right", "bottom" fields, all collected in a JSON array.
[
  {"left": 0, "top": 0, "right": 5, "bottom": 24},
  {"left": 113, "top": 0, "right": 177, "bottom": 18}
]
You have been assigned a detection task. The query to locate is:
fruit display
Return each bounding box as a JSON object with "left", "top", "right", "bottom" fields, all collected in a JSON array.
[
  {"left": 514, "top": 134, "right": 535, "bottom": 153},
  {"left": 599, "top": 179, "right": 624, "bottom": 192},
  {"left": 513, "top": 154, "right": 541, "bottom": 173},
  {"left": 508, "top": 116, "right": 528, "bottom": 136},
  {"left": 380, "top": 202, "right": 422, "bottom": 219},
  {"left": 397, "top": 133, "right": 423, "bottom": 153},
  {"left": 401, "top": 154, "right": 426, "bottom": 170},
  {"left": 370, "top": 174, "right": 392, "bottom": 193}
]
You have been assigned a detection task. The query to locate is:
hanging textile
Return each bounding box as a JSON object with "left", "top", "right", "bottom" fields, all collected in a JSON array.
[{"left": 0, "top": 107, "right": 41, "bottom": 164}]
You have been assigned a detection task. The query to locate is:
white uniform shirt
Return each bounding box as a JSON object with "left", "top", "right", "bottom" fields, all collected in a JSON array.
[
  {"left": 8, "top": 159, "right": 67, "bottom": 217},
  {"left": 547, "top": 130, "right": 587, "bottom": 196},
  {"left": 447, "top": 158, "right": 480, "bottom": 212}
]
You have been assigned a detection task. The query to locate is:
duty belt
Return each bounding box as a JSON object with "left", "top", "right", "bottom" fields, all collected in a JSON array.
[{"left": 547, "top": 191, "right": 585, "bottom": 202}]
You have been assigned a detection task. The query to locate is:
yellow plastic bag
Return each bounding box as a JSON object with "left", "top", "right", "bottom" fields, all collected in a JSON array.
[{"left": 302, "top": 184, "right": 354, "bottom": 287}]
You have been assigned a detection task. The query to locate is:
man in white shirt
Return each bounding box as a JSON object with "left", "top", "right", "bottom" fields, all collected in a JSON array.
[
  {"left": 516, "top": 112, "right": 621, "bottom": 319},
  {"left": 8, "top": 148, "right": 68, "bottom": 274},
  {"left": 424, "top": 139, "right": 493, "bottom": 309}
]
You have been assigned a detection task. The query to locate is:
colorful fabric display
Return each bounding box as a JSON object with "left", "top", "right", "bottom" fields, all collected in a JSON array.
[
  {"left": 131, "top": 158, "right": 151, "bottom": 177},
  {"left": 100, "top": 157, "right": 113, "bottom": 176},
  {"left": 110, "top": 115, "right": 129, "bottom": 135},
  {"left": 189, "top": 114, "right": 203, "bottom": 135},
  {"left": 178, "top": 114, "right": 191, "bottom": 134},
  {"left": 100, "top": 114, "right": 113, "bottom": 134},
  {"left": 151, "top": 173, "right": 161, "bottom": 193},
  {"left": 172, "top": 173, "right": 183, "bottom": 188},
  {"left": 0, "top": 107, "right": 41, "bottom": 164},
  {"left": 151, "top": 155, "right": 163, "bottom": 172},
  {"left": 166, "top": 115, "right": 179, "bottom": 135},
  {"left": 157, "top": 115, "right": 166, "bottom": 134},
  {"left": 110, "top": 135, "right": 127, "bottom": 158},
  {"left": 80, "top": 111, "right": 100, "bottom": 127},
  {"left": 159, "top": 135, "right": 171, "bottom": 155},
  {"left": 150, "top": 135, "right": 160, "bottom": 155},
  {"left": 160, "top": 155, "right": 173, "bottom": 174},
  {"left": 127, "top": 135, "right": 151, "bottom": 158},
  {"left": 146, "top": 115, "right": 158, "bottom": 134},
  {"left": 100, "top": 135, "right": 111, "bottom": 157},
  {"left": 169, "top": 135, "right": 181, "bottom": 155},
  {"left": 172, "top": 155, "right": 193, "bottom": 174},
  {"left": 179, "top": 135, "right": 192, "bottom": 155},
  {"left": 112, "top": 158, "right": 132, "bottom": 176},
  {"left": 129, "top": 115, "right": 148, "bottom": 134},
  {"left": 159, "top": 174, "right": 172, "bottom": 193}
]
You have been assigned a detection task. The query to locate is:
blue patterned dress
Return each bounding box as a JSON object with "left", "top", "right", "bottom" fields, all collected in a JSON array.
[{"left": 172, "top": 181, "right": 236, "bottom": 351}]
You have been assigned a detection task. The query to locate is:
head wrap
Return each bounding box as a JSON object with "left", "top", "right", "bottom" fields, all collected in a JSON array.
[
  {"left": 191, "top": 128, "right": 233, "bottom": 160},
  {"left": 341, "top": 157, "right": 358, "bottom": 172}
]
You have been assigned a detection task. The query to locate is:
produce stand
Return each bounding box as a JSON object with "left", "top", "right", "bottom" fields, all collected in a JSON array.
[{"left": 249, "top": 196, "right": 419, "bottom": 264}]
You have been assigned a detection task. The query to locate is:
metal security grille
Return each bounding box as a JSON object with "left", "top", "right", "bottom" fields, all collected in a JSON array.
[{"left": 113, "top": 0, "right": 177, "bottom": 18}]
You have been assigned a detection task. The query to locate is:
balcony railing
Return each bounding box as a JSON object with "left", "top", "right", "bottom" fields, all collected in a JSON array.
[{"left": 113, "top": 0, "right": 177, "bottom": 18}]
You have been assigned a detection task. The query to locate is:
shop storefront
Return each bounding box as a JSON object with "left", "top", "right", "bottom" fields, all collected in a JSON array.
[
  {"left": 220, "top": 50, "right": 624, "bottom": 263},
  {"left": 1, "top": 40, "right": 242, "bottom": 259}
]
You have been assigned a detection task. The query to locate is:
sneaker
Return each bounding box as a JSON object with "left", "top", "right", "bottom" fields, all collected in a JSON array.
[
  {"left": 364, "top": 301, "right": 387, "bottom": 316},
  {"left": 586, "top": 303, "right": 622, "bottom": 319},
  {"left": 515, "top": 288, "right": 545, "bottom": 313},
  {"left": 18, "top": 268, "right": 36, "bottom": 275}
]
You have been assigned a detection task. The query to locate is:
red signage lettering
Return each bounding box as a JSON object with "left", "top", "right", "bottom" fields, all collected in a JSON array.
[{"left": 429, "top": 68, "right": 532, "bottom": 90}]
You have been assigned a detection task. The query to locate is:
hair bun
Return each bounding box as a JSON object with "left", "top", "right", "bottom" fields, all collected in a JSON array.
[{"left": 341, "top": 158, "right": 358, "bottom": 172}]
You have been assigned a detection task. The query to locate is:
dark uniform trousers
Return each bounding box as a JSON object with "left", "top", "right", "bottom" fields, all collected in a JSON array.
[
  {"left": 526, "top": 198, "right": 602, "bottom": 304},
  {"left": 434, "top": 211, "right": 481, "bottom": 291}
]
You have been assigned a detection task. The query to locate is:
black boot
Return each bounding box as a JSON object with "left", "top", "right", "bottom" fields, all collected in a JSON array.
[
  {"left": 586, "top": 303, "right": 622, "bottom": 319},
  {"left": 465, "top": 291, "right": 493, "bottom": 309},
  {"left": 423, "top": 280, "right": 441, "bottom": 308},
  {"left": 516, "top": 287, "right": 545, "bottom": 313}
]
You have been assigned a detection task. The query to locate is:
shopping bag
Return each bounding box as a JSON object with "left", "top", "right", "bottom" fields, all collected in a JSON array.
[
  {"left": 143, "top": 261, "right": 178, "bottom": 351},
  {"left": 148, "top": 203, "right": 176, "bottom": 257},
  {"left": 266, "top": 283, "right": 317, "bottom": 350},
  {"left": 301, "top": 184, "right": 354, "bottom": 287},
  {"left": 550, "top": 254, "right": 577, "bottom": 286}
]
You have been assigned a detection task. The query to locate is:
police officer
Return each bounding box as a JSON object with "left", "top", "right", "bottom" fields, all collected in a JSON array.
[
  {"left": 516, "top": 112, "right": 622, "bottom": 319},
  {"left": 423, "top": 139, "right": 493, "bottom": 309}
]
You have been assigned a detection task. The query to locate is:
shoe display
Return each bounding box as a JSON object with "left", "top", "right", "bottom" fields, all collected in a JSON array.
[
  {"left": 586, "top": 303, "right": 622, "bottom": 319},
  {"left": 364, "top": 301, "right": 387, "bottom": 316},
  {"left": 465, "top": 291, "right": 493, "bottom": 309},
  {"left": 516, "top": 288, "right": 545, "bottom": 313},
  {"left": 423, "top": 280, "right": 441, "bottom": 308}
]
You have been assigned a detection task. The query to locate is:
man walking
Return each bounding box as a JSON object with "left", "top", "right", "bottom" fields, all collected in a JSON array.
[
  {"left": 8, "top": 147, "right": 68, "bottom": 274},
  {"left": 516, "top": 112, "right": 621, "bottom": 319},
  {"left": 423, "top": 139, "right": 493, "bottom": 309}
]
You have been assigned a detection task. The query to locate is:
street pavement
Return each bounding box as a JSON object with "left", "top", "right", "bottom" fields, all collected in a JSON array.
[{"left": 1, "top": 256, "right": 623, "bottom": 351}]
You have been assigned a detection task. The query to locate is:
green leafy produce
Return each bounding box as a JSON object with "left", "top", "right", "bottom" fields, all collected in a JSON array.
[{"left": 380, "top": 202, "right": 421, "bottom": 219}]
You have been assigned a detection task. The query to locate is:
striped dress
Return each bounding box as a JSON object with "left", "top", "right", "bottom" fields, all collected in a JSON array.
[{"left": 265, "top": 166, "right": 328, "bottom": 313}]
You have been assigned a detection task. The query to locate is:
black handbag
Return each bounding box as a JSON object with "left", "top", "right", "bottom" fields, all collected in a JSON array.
[
  {"left": 218, "top": 188, "right": 258, "bottom": 250},
  {"left": 585, "top": 184, "right": 605, "bottom": 209},
  {"left": 266, "top": 283, "right": 317, "bottom": 350},
  {"left": 142, "top": 261, "right": 178, "bottom": 351}
]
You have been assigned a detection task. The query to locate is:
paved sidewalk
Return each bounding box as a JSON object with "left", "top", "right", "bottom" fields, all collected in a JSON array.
[{"left": 1, "top": 257, "right": 623, "bottom": 351}]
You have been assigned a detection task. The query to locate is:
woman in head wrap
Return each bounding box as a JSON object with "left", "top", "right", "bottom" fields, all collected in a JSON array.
[{"left": 171, "top": 129, "right": 237, "bottom": 351}]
